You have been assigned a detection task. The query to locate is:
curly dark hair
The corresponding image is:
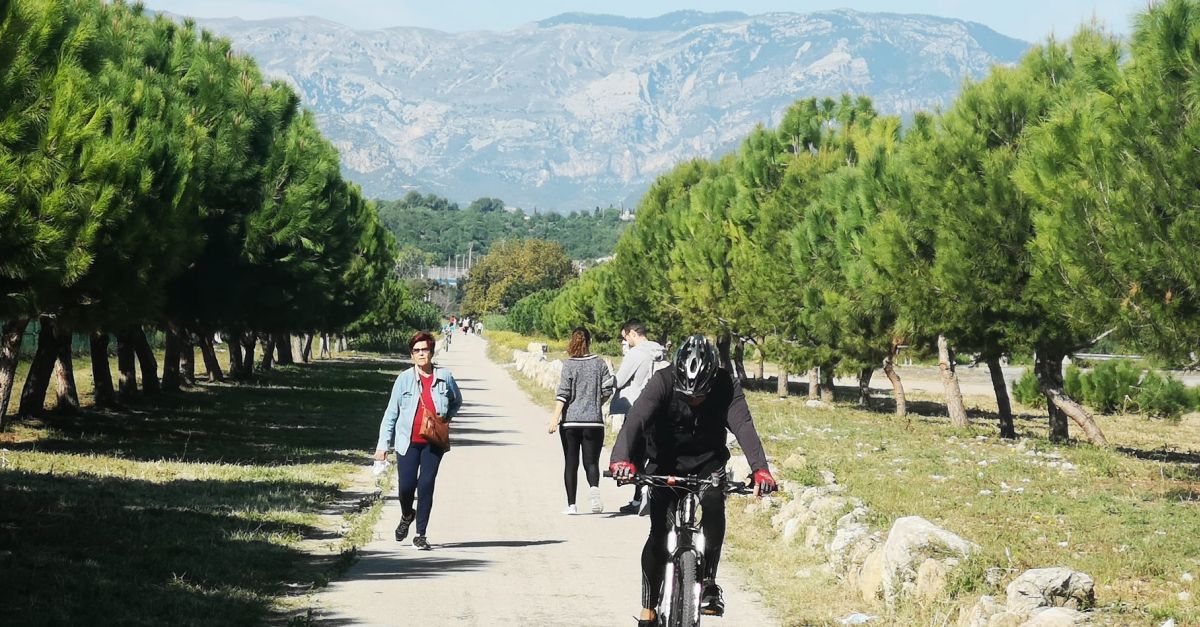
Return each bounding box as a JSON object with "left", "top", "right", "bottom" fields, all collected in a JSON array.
[
  {"left": 566, "top": 327, "right": 591, "bottom": 358},
  {"left": 409, "top": 331, "right": 436, "bottom": 353}
]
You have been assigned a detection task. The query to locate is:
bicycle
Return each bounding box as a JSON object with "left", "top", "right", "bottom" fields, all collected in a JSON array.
[{"left": 608, "top": 471, "right": 754, "bottom": 627}]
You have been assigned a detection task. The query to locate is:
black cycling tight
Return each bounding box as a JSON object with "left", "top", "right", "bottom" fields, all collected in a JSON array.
[{"left": 559, "top": 427, "right": 603, "bottom": 505}]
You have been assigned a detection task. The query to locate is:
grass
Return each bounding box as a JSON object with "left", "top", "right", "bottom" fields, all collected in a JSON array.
[
  {"left": 0, "top": 350, "right": 400, "bottom": 626},
  {"left": 489, "top": 332, "right": 1200, "bottom": 626}
]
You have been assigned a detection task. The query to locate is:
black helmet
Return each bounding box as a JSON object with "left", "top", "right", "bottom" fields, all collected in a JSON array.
[{"left": 673, "top": 335, "right": 719, "bottom": 397}]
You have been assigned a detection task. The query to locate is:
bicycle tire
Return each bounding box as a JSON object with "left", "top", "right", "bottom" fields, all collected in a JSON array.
[{"left": 669, "top": 550, "right": 702, "bottom": 627}]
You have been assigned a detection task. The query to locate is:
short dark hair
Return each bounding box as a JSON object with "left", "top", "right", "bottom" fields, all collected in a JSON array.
[
  {"left": 621, "top": 319, "right": 647, "bottom": 337},
  {"left": 409, "top": 331, "right": 436, "bottom": 352},
  {"left": 567, "top": 327, "right": 591, "bottom": 358}
]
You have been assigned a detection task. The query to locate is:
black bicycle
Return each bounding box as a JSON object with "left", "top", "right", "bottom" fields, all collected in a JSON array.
[{"left": 610, "top": 471, "right": 754, "bottom": 627}]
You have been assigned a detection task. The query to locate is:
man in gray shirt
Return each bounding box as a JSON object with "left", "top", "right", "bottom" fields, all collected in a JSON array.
[{"left": 609, "top": 319, "right": 665, "bottom": 514}]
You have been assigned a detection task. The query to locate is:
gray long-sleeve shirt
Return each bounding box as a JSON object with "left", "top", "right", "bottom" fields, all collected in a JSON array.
[
  {"left": 610, "top": 340, "right": 665, "bottom": 415},
  {"left": 555, "top": 355, "right": 615, "bottom": 428}
]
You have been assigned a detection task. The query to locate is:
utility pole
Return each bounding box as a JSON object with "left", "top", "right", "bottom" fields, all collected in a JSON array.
[{"left": 468, "top": 242, "right": 473, "bottom": 270}]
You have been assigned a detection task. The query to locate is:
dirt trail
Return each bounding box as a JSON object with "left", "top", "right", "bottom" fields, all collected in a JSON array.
[{"left": 315, "top": 333, "right": 777, "bottom": 626}]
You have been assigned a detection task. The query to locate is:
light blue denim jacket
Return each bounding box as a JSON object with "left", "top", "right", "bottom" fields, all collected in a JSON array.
[{"left": 375, "top": 366, "right": 463, "bottom": 456}]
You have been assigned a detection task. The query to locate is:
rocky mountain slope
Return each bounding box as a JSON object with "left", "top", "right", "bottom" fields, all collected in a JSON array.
[{"left": 189, "top": 10, "right": 1028, "bottom": 210}]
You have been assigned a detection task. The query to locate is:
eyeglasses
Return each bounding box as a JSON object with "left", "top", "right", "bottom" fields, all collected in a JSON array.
[{"left": 412, "top": 347, "right": 433, "bottom": 354}]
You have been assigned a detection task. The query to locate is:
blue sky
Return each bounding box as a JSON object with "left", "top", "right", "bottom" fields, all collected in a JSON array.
[{"left": 143, "top": 1, "right": 1144, "bottom": 42}]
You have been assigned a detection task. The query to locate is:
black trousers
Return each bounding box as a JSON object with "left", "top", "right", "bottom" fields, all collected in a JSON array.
[
  {"left": 559, "top": 427, "right": 603, "bottom": 505},
  {"left": 640, "top": 475, "right": 726, "bottom": 608}
]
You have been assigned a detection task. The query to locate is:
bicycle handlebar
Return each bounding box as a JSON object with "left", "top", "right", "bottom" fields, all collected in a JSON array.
[{"left": 602, "top": 470, "right": 755, "bottom": 495}]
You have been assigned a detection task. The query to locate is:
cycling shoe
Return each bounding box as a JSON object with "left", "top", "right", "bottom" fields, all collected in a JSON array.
[{"left": 701, "top": 580, "right": 725, "bottom": 616}]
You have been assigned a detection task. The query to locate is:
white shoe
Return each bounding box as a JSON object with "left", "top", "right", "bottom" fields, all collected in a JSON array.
[
  {"left": 589, "top": 486, "right": 603, "bottom": 513},
  {"left": 562, "top": 504, "right": 577, "bottom": 515}
]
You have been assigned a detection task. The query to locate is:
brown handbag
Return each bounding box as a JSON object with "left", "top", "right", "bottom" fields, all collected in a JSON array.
[{"left": 418, "top": 396, "right": 450, "bottom": 451}]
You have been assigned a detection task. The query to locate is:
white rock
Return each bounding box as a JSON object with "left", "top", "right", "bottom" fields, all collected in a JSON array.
[
  {"left": 1178, "top": 591, "right": 1191, "bottom": 602},
  {"left": 956, "top": 595, "right": 1007, "bottom": 627},
  {"left": 1182, "top": 572, "right": 1194, "bottom": 583},
  {"left": 1006, "top": 568, "right": 1095, "bottom": 615},
  {"left": 805, "top": 399, "right": 826, "bottom": 408},
  {"left": 879, "top": 516, "right": 979, "bottom": 607},
  {"left": 1019, "top": 607, "right": 1089, "bottom": 626}
]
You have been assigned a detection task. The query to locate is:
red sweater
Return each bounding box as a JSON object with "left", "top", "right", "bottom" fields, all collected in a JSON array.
[{"left": 409, "top": 370, "right": 437, "bottom": 444}]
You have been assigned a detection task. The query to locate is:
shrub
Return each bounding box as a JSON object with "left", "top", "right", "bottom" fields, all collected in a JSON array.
[
  {"left": 1078, "top": 360, "right": 1141, "bottom": 413},
  {"left": 1012, "top": 369, "right": 1045, "bottom": 408},
  {"left": 1137, "top": 372, "right": 1191, "bottom": 421},
  {"left": 482, "top": 314, "right": 511, "bottom": 332},
  {"left": 508, "top": 289, "right": 559, "bottom": 334},
  {"left": 1064, "top": 364, "right": 1083, "bottom": 400}
]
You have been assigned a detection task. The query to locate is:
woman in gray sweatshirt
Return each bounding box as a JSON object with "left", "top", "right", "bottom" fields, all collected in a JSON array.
[{"left": 547, "top": 327, "right": 615, "bottom": 514}]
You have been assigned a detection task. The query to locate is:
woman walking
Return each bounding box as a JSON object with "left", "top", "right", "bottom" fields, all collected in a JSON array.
[
  {"left": 548, "top": 327, "right": 615, "bottom": 514},
  {"left": 374, "top": 331, "right": 463, "bottom": 550}
]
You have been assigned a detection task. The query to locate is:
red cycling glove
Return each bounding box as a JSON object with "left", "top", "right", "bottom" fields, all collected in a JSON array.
[
  {"left": 753, "top": 468, "right": 777, "bottom": 495},
  {"left": 610, "top": 461, "right": 637, "bottom": 483}
]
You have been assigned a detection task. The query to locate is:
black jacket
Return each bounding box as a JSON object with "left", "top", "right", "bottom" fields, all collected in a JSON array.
[{"left": 610, "top": 368, "right": 769, "bottom": 477}]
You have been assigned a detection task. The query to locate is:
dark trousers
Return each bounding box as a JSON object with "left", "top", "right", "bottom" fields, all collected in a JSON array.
[
  {"left": 397, "top": 443, "right": 445, "bottom": 536},
  {"left": 640, "top": 479, "right": 726, "bottom": 608},
  {"left": 559, "top": 427, "right": 603, "bottom": 505}
]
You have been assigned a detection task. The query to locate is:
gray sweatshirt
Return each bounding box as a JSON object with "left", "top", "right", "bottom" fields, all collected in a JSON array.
[
  {"left": 556, "top": 355, "right": 615, "bottom": 428},
  {"left": 609, "top": 340, "right": 666, "bottom": 415}
]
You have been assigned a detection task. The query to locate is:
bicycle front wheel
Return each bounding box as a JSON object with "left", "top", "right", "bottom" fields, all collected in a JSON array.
[{"left": 669, "top": 550, "right": 702, "bottom": 627}]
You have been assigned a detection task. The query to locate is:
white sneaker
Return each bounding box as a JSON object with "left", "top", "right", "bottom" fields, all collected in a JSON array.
[
  {"left": 589, "top": 486, "right": 603, "bottom": 513},
  {"left": 562, "top": 504, "right": 577, "bottom": 515}
]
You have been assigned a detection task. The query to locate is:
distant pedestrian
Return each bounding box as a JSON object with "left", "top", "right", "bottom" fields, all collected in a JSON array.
[
  {"left": 374, "top": 331, "right": 463, "bottom": 550},
  {"left": 547, "top": 327, "right": 615, "bottom": 514},
  {"left": 609, "top": 319, "right": 665, "bottom": 514}
]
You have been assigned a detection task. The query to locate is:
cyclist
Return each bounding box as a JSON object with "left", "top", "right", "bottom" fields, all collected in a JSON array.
[{"left": 610, "top": 334, "right": 777, "bottom": 626}]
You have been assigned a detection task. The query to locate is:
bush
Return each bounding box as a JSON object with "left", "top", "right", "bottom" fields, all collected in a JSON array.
[
  {"left": 1078, "top": 360, "right": 1141, "bottom": 413},
  {"left": 1012, "top": 369, "right": 1045, "bottom": 408},
  {"left": 482, "top": 314, "right": 511, "bottom": 332},
  {"left": 1064, "top": 364, "right": 1083, "bottom": 400},
  {"left": 591, "top": 338, "right": 623, "bottom": 357},
  {"left": 1137, "top": 372, "right": 1192, "bottom": 421},
  {"left": 508, "top": 289, "right": 559, "bottom": 334}
]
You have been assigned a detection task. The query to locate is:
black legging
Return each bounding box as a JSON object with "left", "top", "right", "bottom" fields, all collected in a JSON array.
[
  {"left": 641, "top": 479, "right": 726, "bottom": 608},
  {"left": 559, "top": 427, "right": 603, "bottom": 505}
]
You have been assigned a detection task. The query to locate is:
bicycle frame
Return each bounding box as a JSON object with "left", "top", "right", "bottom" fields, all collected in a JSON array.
[{"left": 621, "top": 472, "right": 752, "bottom": 627}]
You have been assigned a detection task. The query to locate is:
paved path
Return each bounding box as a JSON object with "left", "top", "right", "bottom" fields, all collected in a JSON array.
[{"left": 316, "top": 333, "right": 777, "bottom": 626}]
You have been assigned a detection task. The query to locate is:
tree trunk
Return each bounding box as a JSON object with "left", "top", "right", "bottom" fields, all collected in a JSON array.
[
  {"left": 986, "top": 355, "right": 1016, "bottom": 439},
  {"left": 116, "top": 330, "right": 138, "bottom": 399},
  {"left": 161, "top": 323, "right": 182, "bottom": 392},
  {"left": 260, "top": 334, "right": 275, "bottom": 371},
  {"left": 807, "top": 367, "right": 819, "bottom": 401},
  {"left": 0, "top": 318, "right": 30, "bottom": 430},
  {"left": 883, "top": 342, "right": 906, "bottom": 418},
  {"left": 131, "top": 327, "right": 159, "bottom": 394},
  {"left": 275, "top": 333, "right": 294, "bottom": 365},
  {"left": 227, "top": 334, "right": 243, "bottom": 379},
  {"left": 18, "top": 317, "right": 58, "bottom": 417},
  {"left": 937, "top": 334, "right": 969, "bottom": 428},
  {"left": 820, "top": 366, "right": 836, "bottom": 403},
  {"left": 319, "top": 333, "right": 330, "bottom": 359},
  {"left": 857, "top": 368, "right": 874, "bottom": 407},
  {"left": 337, "top": 335, "right": 347, "bottom": 352},
  {"left": 198, "top": 334, "right": 223, "bottom": 382},
  {"left": 754, "top": 343, "right": 765, "bottom": 381},
  {"left": 180, "top": 330, "right": 196, "bottom": 386},
  {"left": 300, "top": 334, "right": 314, "bottom": 363},
  {"left": 1035, "top": 351, "right": 1108, "bottom": 446},
  {"left": 776, "top": 369, "right": 789, "bottom": 398},
  {"left": 53, "top": 328, "right": 79, "bottom": 411},
  {"left": 240, "top": 333, "right": 257, "bottom": 376},
  {"left": 732, "top": 339, "right": 748, "bottom": 384},
  {"left": 90, "top": 332, "right": 116, "bottom": 409}
]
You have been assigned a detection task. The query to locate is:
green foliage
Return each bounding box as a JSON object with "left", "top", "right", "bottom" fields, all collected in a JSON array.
[
  {"left": 461, "top": 239, "right": 574, "bottom": 316},
  {"left": 1012, "top": 369, "right": 1046, "bottom": 408},
  {"left": 507, "top": 289, "right": 559, "bottom": 334},
  {"left": 480, "top": 314, "right": 511, "bottom": 333},
  {"left": 1136, "top": 372, "right": 1192, "bottom": 421},
  {"left": 1064, "top": 364, "right": 1084, "bottom": 399},
  {"left": 373, "top": 196, "right": 629, "bottom": 261},
  {"left": 1078, "top": 360, "right": 1141, "bottom": 414}
]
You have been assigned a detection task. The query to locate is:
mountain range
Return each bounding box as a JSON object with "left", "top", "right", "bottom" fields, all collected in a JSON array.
[{"left": 185, "top": 10, "right": 1029, "bottom": 211}]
